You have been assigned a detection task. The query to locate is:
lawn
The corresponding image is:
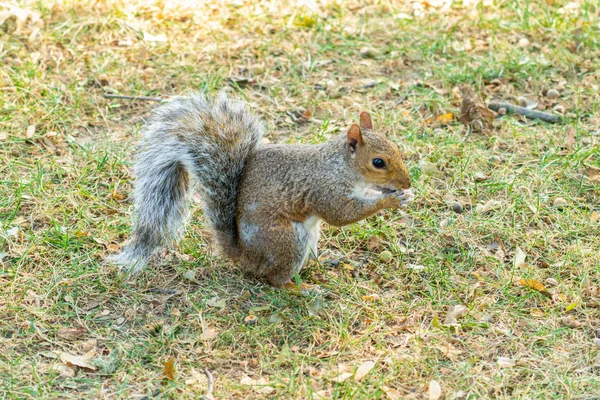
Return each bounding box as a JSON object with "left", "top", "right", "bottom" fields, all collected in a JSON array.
[{"left": 1, "top": 0, "right": 599, "bottom": 398}]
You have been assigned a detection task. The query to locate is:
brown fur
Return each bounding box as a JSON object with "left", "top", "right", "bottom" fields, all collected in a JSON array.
[{"left": 234, "top": 118, "right": 411, "bottom": 286}]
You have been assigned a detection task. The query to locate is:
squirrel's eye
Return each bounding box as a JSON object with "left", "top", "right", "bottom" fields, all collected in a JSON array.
[{"left": 372, "top": 158, "right": 386, "bottom": 169}]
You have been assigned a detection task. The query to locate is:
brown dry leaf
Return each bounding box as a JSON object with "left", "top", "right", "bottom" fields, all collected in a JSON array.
[
  {"left": 428, "top": 380, "right": 442, "bottom": 400},
  {"left": 518, "top": 279, "right": 551, "bottom": 298},
  {"left": 382, "top": 386, "right": 401, "bottom": 400},
  {"left": 330, "top": 372, "right": 353, "bottom": 383},
  {"left": 476, "top": 199, "right": 502, "bottom": 214},
  {"left": 200, "top": 326, "right": 218, "bottom": 341},
  {"left": 57, "top": 327, "right": 86, "bottom": 341},
  {"left": 163, "top": 356, "right": 176, "bottom": 381},
  {"left": 564, "top": 128, "right": 576, "bottom": 151},
  {"left": 435, "top": 342, "right": 463, "bottom": 360},
  {"left": 591, "top": 211, "right": 599, "bottom": 223},
  {"left": 584, "top": 166, "right": 600, "bottom": 183},
  {"left": 240, "top": 375, "right": 275, "bottom": 394},
  {"left": 530, "top": 308, "right": 545, "bottom": 317},
  {"left": 52, "top": 363, "right": 75, "bottom": 377},
  {"left": 354, "top": 360, "right": 375, "bottom": 382},
  {"left": 106, "top": 243, "right": 120, "bottom": 253},
  {"left": 59, "top": 349, "right": 96, "bottom": 370},
  {"left": 444, "top": 304, "right": 468, "bottom": 325},
  {"left": 559, "top": 316, "right": 581, "bottom": 328},
  {"left": 457, "top": 85, "right": 494, "bottom": 132}
]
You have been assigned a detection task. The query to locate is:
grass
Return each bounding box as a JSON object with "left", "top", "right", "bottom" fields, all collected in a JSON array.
[{"left": 1, "top": 0, "right": 599, "bottom": 398}]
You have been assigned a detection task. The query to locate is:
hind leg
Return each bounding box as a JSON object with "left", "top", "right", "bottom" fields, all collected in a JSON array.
[{"left": 238, "top": 217, "right": 310, "bottom": 287}]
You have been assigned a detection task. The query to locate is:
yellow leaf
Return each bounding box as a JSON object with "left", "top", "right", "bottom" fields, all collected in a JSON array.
[
  {"left": 591, "top": 211, "right": 599, "bottom": 223},
  {"left": 361, "top": 294, "right": 380, "bottom": 302},
  {"left": 518, "top": 279, "right": 551, "bottom": 298},
  {"left": 163, "top": 356, "right": 175, "bottom": 381},
  {"left": 565, "top": 302, "right": 579, "bottom": 312},
  {"left": 432, "top": 315, "right": 442, "bottom": 328},
  {"left": 425, "top": 112, "right": 453, "bottom": 126}
]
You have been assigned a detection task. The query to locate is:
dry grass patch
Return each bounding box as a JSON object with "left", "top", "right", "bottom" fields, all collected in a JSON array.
[{"left": 1, "top": 0, "right": 599, "bottom": 398}]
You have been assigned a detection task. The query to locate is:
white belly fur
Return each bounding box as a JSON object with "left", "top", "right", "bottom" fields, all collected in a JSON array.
[{"left": 304, "top": 215, "right": 321, "bottom": 262}]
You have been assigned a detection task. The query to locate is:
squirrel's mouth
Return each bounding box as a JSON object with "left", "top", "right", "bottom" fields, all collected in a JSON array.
[{"left": 375, "top": 186, "right": 397, "bottom": 195}]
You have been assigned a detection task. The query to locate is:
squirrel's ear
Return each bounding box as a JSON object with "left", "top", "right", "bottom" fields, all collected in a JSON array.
[
  {"left": 347, "top": 124, "right": 363, "bottom": 153},
  {"left": 359, "top": 112, "right": 373, "bottom": 131}
]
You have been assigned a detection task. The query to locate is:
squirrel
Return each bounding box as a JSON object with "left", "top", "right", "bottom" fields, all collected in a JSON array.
[{"left": 111, "top": 92, "right": 414, "bottom": 288}]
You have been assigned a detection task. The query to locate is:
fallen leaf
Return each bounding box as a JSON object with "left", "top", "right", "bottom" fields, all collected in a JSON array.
[
  {"left": 530, "top": 308, "right": 545, "bottom": 317},
  {"left": 497, "top": 357, "right": 516, "bottom": 368},
  {"left": 205, "top": 297, "right": 226, "bottom": 308},
  {"left": 584, "top": 166, "right": 600, "bottom": 183},
  {"left": 163, "top": 356, "right": 175, "bottom": 381},
  {"left": 354, "top": 361, "right": 375, "bottom": 382},
  {"left": 559, "top": 316, "right": 581, "bottom": 328},
  {"left": 240, "top": 375, "right": 275, "bottom": 393},
  {"left": 444, "top": 304, "right": 468, "bottom": 325},
  {"left": 382, "top": 386, "right": 401, "bottom": 400},
  {"left": 52, "top": 364, "right": 75, "bottom": 377},
  {"left": 518, "top": 279, "right": 551, "bottom": 298},
  {"left": 407, "top": 263, "right": 426, "bottom": 271},
  {"left": 26, "top": 125, "right": 35, "bottom": 138},
  {"left": 57, "top": 327, "right": 86, "bottom": 341},
  {"left": 513, "top": 247, "right": 527, "bottom": 268},
  {"left": 6, "top": 227, "right": 18, "bottom": 238},
  {"left": 330, "top": 372, "right": 353, "bottom": 383},
  {"left": 591, "top": 211, "right": 599, "bottom": 223},
  {"left": 565, "top": 302, "right": 579, "bottom": 312},
  {"left": 59, "top": 350, "right": 96, "bottom": 370},
  {"left": 474, "top": 172, "right": 488, "bottom": 182},
  {"left": 426, "top": 112, "right": 454, "bottom": 126},
  {"left": 362, "top": 294, "right": 381, "bottom": 302},
  {"left": 564, "top": 128, "right": 576, "bottom": 151},
  {"left": 200, "top": 326, "right": 218, "bottom": 341},
  {"left": 476, "top": 199, "right": 502, "bottom": 214},
  {"left": 429, "top": 380, "right": 442, "bottom": 400},
  {"left": 435, "top": 342, "right": 463, "bottom": 360},
  {"left": 553, "top": 197, "right": 568, "bottom": 208},
  {"left": 106, "top": 243, "right": 120, "bottom": 253}
]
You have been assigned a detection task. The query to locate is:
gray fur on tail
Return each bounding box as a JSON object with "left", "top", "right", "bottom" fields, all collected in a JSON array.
[{"left": 110, "top": 92, "right": 265, "bottom": 273}]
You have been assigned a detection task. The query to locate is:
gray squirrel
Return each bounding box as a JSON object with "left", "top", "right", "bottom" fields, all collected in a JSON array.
[{"left": 111, "top": 92, "right": 414, "bottom": 288}]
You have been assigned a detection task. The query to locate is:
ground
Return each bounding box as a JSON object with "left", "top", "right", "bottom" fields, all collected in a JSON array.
[{"left": 1, "top": 0, "right": 600, "bottom": 398}]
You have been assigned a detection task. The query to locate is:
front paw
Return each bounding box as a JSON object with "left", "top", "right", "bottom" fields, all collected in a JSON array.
[{"left": 384, "top": 188, "right": 415, "bottom": 208}]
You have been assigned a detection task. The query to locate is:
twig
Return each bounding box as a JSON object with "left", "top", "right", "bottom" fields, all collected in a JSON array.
[
  {"left": 200, "top": 368, "right": 215, "bottom": 400},
  {"left": 104, "top": 93, "right": 164, "bottom": 102},
  {"left": 488, "top": 102, "right": 564, "bottom": 124}
]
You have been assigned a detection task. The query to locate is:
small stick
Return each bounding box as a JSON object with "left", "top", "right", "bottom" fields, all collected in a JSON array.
[
  {"left": 104, "top": 93, "right": 164, "bottom": 102},
  {"left": 488, "top": 102, "right": 564, "bottom": 124},
  {"left": 200, "top": 368, "right": 215, "bottom": 400}
]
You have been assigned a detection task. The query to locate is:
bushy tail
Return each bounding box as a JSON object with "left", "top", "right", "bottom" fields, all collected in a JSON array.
[{"left": 111, "top": 92, "right": 265, "bottom": 273}]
